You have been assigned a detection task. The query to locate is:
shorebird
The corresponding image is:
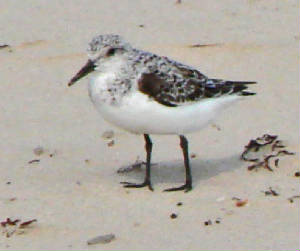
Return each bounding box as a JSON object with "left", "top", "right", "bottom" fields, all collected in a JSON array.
[{"left": 68, "top": 34, "right": 256, "bottom": 192}]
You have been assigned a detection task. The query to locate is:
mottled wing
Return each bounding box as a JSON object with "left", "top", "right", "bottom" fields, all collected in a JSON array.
[{"left": 137, "top": 58, "right": 256, "bottom": 107}]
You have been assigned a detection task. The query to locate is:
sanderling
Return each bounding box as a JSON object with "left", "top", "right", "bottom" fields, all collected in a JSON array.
[{"left": 68, "top": 34, "right": 256, "bottom": 192}]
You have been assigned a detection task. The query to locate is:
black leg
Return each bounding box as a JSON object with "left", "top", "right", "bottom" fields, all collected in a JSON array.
[
  {"left": 121, "top": 134, "right": 153, "bottom": 191},
  {"left": 164, "top": 135, "right": 192, "bottom": 192}
]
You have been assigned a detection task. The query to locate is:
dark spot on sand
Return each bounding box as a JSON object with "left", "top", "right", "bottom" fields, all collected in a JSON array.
[{"left": 170, "top": 213, "right": 178, "bottom": 219}]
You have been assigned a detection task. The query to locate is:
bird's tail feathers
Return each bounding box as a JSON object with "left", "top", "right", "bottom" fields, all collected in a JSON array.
[{"left": 210, "top": 79, "right": 257, "bottom": 96}]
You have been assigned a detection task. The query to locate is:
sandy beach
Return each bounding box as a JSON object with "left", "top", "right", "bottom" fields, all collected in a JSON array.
[{"left": 0, "top": 0, "right": 299, "bottom": 250}]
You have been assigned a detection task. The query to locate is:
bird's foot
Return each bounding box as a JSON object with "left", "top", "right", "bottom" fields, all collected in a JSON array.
[
  {"left": 121, "top": 180, "right": 153, "bottom": 191},
  {"left": 163, "top": 183, "right": 192, "bottom": 193}
]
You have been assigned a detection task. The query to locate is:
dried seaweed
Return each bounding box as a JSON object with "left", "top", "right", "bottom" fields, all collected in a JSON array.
[
  {"left": 241, "top": 134, "right": 295, "bottom": 171},
  {"left": 1, "top": 218, "right": 20, "bottom": 227},
  {"left": 19, "top": 219, "right": 37, "bottom": 228},
  {"left": 263, "top": 187, "right": 279, "bottom": 196},
  {"left": 1, "top": 218, "right": 37, "bottom": 238}
]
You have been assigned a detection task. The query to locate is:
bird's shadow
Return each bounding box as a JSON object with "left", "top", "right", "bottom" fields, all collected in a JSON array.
[{"left": 118, "top": 154, "right": 244, "bottom": 187}]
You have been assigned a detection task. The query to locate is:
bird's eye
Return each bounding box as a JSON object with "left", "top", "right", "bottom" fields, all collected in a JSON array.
[{"left": 106, "top": 48, "right": 116, "bottom": 56}]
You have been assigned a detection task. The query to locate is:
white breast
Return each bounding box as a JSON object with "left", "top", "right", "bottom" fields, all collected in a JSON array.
[
  {"left": 88, "top": 55, "right": 128, "bottom": 105},
  {"left": 89, "top": 83, "right": 241, "bottom": 135},
  {"left": 88, "top": 73, "right": 115, "bottom": 104}
]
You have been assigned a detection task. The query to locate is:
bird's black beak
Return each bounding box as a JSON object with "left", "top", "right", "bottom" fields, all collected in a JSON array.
[{"left": 68, "top": 60, "right": 96, "bottom": 86}]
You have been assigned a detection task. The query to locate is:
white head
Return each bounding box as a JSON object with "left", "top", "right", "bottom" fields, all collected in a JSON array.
[{"left": 68, "top": 34, "right": 131, "bottom": 86}]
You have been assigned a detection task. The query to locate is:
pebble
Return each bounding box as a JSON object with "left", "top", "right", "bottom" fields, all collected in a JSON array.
[
  {"left": 107, "top": 140, "right": 115, "bottom": 147},
  {"left": 101, "top": 130, "right": 114, "bottom": 139},
  {"left": 33, "top": 146, "right": 44, "bottom": 156},
  {"left": 87, "top": 234, "right": 115, "bottom": 245},
  {"left": 170, "top": 213, "right": 178, "bottom": 219},
  {"left": 236, "top": 199, "right": 248, "bottom": 207},
  {"left": 190, "top": 153, "right": 196, "bottom": 158}
]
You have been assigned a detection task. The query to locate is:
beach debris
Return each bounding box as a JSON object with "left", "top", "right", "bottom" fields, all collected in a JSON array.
[
  {"left": 28, "top": 159, "right": 40, "bottom": 164},
  {"left": 117, "top": 156, "right": 158, "bottom": 173},
  {"left": 6, "top": 181, "right": 11, "bottom": 185},
  {"left": 211, "top": 123, "right": 221, "bottom": 131},
  {"left": 107, "top": 140, "right": 115, "bottom": 147},
  {"left": 241, "top": 134, "right": 295, "bottom": 171},
  {"left": 232, "top": 197, "right": 248, "bottom": 207},
  {"left": 1, "top": 218, "right": 20, "bottom": 227},
  {"left": 0, "top": 44, "right": 10, "bottom": 49},
  {"left": 190, "top": 153, "right": 197, "bottom": 158},
  {"left": 188, "top": 43, "right": 222, "bottom": 48},
  {"left": 87, "top": 234, "right": 115, "bottom": 245},
  {"left": 287, "top": 195, "right": 300, "bottom": 203},
  {"left": 263, "top": 187, "right": 279, "bottom": 196},
  {"left": 33, "top": 146, "right": 44, "bottom": 156},
  {"left": 48, "top": 149, "right": 57, "bottom": 158},
  {"left": 170, "top": 213, "right": 178, "bottom": 219},
  {"left": 176, "top": 202, "right": 183, "bottom": 206},
  {"left": 1, "top": 218, "right": 37, "bottom": 238},
  {"left": 294, "top": 171, "right": 300, "bottom": 177},
  {"left": 101, "top": 130, "right": 114, "bottom": 139},
  {"left": 176, "top": 0, "right": 182, "bottom": 4},
  {"left": 236, "top": 200, "right": 248, "bottom": 207},
  {"left": 215, "top": 218, "right": 221, "bottom": 224},
  {"left": 138, "top": 24, "right": 145, "bottom": 28},
  {"left": 0, "top": 44, "right": 13, "bottom": 53},
  {"left": 117, "top": 156, "right": 144, "bottom": 173},
  {"left": 204, "top": 220, "right": 212, "bottom": 226},
  {"left": 102, "top": 130, "right": 115, "bottom": 147},
  {"left": 19, "top": 219, "right": 37, "bottom": 228}
]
